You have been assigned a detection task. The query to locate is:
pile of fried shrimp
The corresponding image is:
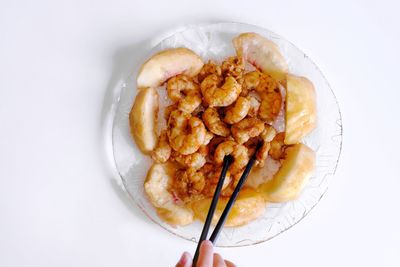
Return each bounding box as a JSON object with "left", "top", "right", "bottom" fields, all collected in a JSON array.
[{"left": 150, "top": 56, "right": 288, "bottom": 203}]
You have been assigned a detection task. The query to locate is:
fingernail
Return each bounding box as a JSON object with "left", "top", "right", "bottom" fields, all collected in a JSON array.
[
  {"left": 179, "top": 252, "right": 190, "bottom": 264},
  {"left": 202, "top": 240, "right": 213, "bottom": 247}
]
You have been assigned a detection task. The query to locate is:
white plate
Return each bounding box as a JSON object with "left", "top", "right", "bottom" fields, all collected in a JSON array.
[{"left": 111, "top": 22, "right": 342, "bottom": 247}]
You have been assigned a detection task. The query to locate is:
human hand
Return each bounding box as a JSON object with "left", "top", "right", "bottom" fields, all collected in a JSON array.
[{"left": 175, "top": 240, "right": 236, "bottom": 267}]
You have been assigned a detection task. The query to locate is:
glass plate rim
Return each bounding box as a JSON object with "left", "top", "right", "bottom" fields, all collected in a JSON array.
[{"left": 111, "top": 21, "right": 343, "bottom": 247}]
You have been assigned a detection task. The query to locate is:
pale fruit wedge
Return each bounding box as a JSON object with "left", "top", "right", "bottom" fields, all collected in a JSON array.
[
  {"left": 144, "top": 163, "right": 194, "bottom": 226},
  {"left": 285, "top": 74, "right": 317, "bottom": 145},
  {"left": 137, "top": 48, "right": 204, "bottom": 88},
  {"left": 233, "top": 32, "right": 288, "bottom": 81},
  {"left": 129, "top": 87, "right": 158, "bottom": 154},
  {"left": 191, "top": 188, "right": 266, "bottom": 227},
  {"left": 259, "top": 143, "right": 315, "bottom": 202},
  {"left": 245, "top": 158, "right": 281, "bottom": 189}
]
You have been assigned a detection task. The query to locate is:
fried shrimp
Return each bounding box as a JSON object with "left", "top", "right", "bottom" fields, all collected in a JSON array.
[
  {"left": 255, "top": 74, "right": 282, "bottom": 122},
  {"left": 243, "top": 137, "right": 259, "bottom": 158},
  {"left": 203, "top": 131, "right": 214, "bottom": 145},
  {"left": 241, "top": 71, "right": 261, "bottom": 96},
  {"left": 197, "top": 61, "right": 222, "bottom": 83},
  {"left": 214, "top": 141, "right": 238, "bottom": 163},
  {"left": 198, "top": 145, "right": 209, "bottom": 157},
  {"left": 254, "top": 73, "right": 278, "bottom": 95},
  {"left": 224, "top": 96, "right": 251, "bottom": 124},
  {"left": 202, "top": 107, "right": 230, "bottom": 137},
  {"left": 207, "top": 136, "right": 229, "bottom": 156},
  {"left": 164, "top": 104, "right": 177, "bottom": 120},
  {"left": 256, "top": 142, "right": 271, "bottom": 167},
  {"left": 214, "top": 141, "right": 249, "bottom": 174},
  {"left": 232, "top": 169, "right": 245, "bottom": 187},
  {"left": 200, "top": 74, "right": 223, "bottom": 96},
  {"left": 231, "top": 118, "right": 265, "bottom": 144},
  {"left": 200, "top": 163, "right": 232, "bottom": 197},
  {"left": 208, "top": 166, "right": 232, "bottom": 197},
  {"left": 151, "top": 130, "right": 171, "bottom": 163},
  {"left": 201, "top": 164, "right": 231, "bottom": 188},
  {"left": 261, "top": 124, "right": 277, "bottom": 143},
  {"left": 191, "top": 104, "right": 206, "bottom": 117},
  {"left": 167, "top": 74, "right": 201, "bottom": 113},
  {"left": 221, "top": 56, "right": 245, "bottom": 79},
  {"left": 201, "top": 75, "right": 242, "bottom": 107},
  {"left": 197, "top": 132, "right": 213, "bottom": 158},
  {"left": 254, "top": 125, "right": 277, "bottom": 166},
  {"left": 242, "top": 125, "right": 277, "bottom": 166},
  {"left": 178, "top": 92, "right": 202, "bottom": 113},
  {"left": 259, "top": 94, "right": 282, "bottom": 123},
  {"left": 174, "top": 168, "right": 206, "bottom": 199},
  {"left": 167, "top": 74, "right": 198, "bottom": 101},
  {"left": 208, "top": 166, "right": 232, "bottom": 189},
  {"left": 269, "top": 132, "right": 285, "bottom": 160},
  {"left": 247, "top": 95, "right": 261, "bottom": 117},
  {"left": 241, "top": 71, "right": 282, "bottom": 122},
  {"left": 167, "top": 110, "right": 206, "bottom": 155},
  {"left": 173, "top": 152, "right": 206, "bottom": 170},
  {"left": 242, "top": 137, "right": 270, "bottom": 167},
  {"left": 199, "top": 162, "right": 214, "bottom": 175}
]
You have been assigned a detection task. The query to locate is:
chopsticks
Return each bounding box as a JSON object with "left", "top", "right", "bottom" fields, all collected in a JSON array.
[
  {"left": 193, "top": 155, "right": 233, "bottom": 265},
  {"left": 209, "top": 150, "right": 257, "bottom": 243},
  {"left": 193, "top": 142, "right": 262, "bottom": 266}
]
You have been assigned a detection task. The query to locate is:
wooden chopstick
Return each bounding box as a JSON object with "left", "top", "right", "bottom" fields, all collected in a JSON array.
[
  {"left": 209, "top": 141, "right": 262, "bottom": 244},
  {"left": 192, "top": 155, "right": 233, "bottom": 266}
]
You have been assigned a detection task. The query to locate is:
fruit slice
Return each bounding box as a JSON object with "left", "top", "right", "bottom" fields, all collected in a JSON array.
[
  {"left": 129, "top": 87, "right": 159, "bottom": 154},
  {"left": 233, "top": 32, "right": 288, "bottom": 81},
  {"left": 285, "top": 74, "right": 317, "bottom": 145},
  {"left": 144, "top": 163, "right": 194, "bottom": 226},
  {"left": 245, "top": 158, "right": 281, "bottom": 189},
  {"left": 259, "top": 143, "right": 315, "bottom": 202},
  {"left": 191, "top": 188, "right": 266, "bottom": 227},
  {"left": 137, "top": 48, "right": 204, "bottom": 88}
]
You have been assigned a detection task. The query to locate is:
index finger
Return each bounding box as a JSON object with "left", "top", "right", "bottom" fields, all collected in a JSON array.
[
  {"left": 176, "top": 252, "right": 192, "bottom": 267},
  {"left": 196, "top": 240, "right": 214, "bottom": 267}
]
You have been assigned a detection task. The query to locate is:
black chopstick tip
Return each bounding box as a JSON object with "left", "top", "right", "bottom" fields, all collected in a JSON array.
[
  {"left": 256, "top": 140, "right": 264, "bottom": 151},
  {"left": 225, "top": 155, "right": 234, "bottom": 163}
]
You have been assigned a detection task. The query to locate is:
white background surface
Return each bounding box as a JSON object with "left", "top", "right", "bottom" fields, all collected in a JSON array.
[{"left": 1, "top": 0, "right": 399, "bottom": 266}]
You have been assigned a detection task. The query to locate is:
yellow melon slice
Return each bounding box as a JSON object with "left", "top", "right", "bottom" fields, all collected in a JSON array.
[
  {"left": 129, "top": 87, "right": 158, "bottom": 154},
  {"left": 191, "top": 188, "right": 266, "bottom": 227},
  {"left": 144, "top": 163, "right": 194, "bottom": 226},
  {"left": 137, "top": 48, "right": 204, "bottom": 88},
  {"left": 259, "top": 143, "right": 315, "bottom": 202},
  {"left": 285, "top": 74, "right": 317, "bottom": 145},
  {"left": 233, "top": 32, "right": 288, "bottom": 81}
]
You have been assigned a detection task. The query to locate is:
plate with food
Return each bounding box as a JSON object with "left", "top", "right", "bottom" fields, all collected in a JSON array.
[{"left": 112, "top": 22, "right": 342, "bottom": 247}]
